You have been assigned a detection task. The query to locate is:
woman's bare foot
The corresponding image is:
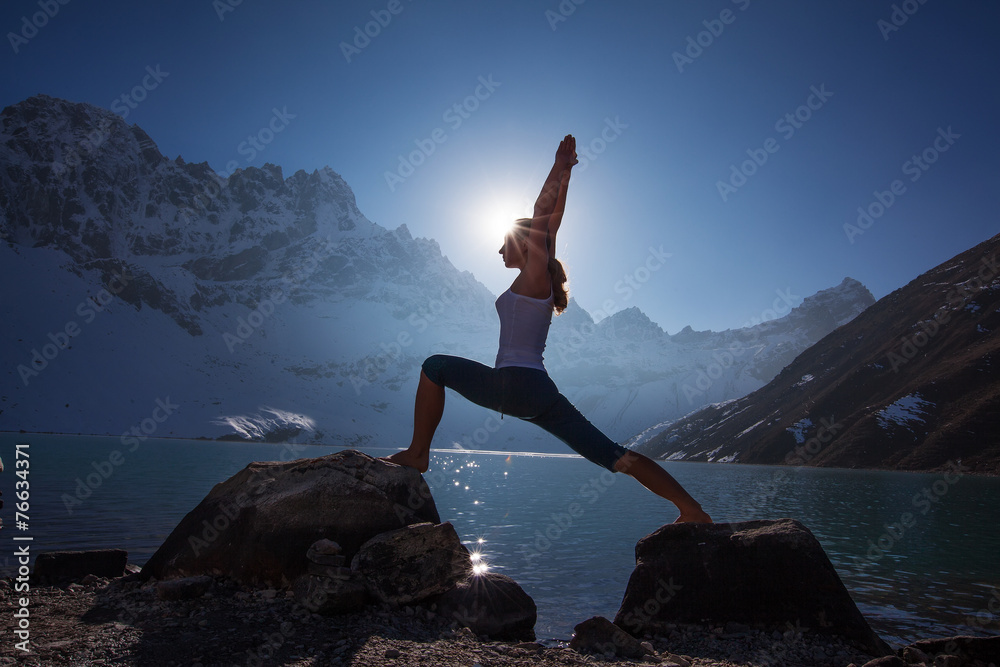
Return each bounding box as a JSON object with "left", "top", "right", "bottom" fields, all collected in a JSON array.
[
  {"left": 674, "top": 508, "right": 713, "bottom": 524},
  {"left": 382, "top": 449, "right": 429, "bottom": 473}
]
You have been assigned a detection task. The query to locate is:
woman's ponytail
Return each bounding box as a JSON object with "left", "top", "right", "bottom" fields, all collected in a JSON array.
[{"left": 548, "top": 257, "right": 568, "bottom": 314}]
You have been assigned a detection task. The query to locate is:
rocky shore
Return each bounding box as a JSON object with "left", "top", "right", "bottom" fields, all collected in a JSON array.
[
  {"left": 4, "top": 450, "right": 997, "bottom": 667},
  {"left": 0, "top": 572, "right": 885, "bottom": 667}
]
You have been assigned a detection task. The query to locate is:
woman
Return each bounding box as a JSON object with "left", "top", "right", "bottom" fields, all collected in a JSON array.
[{"left": 387, "top": 135, "right": 711, "bottom": 524}]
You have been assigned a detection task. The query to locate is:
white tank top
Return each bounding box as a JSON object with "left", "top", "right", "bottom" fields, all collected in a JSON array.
[{"left": 494, "top": 288, "right": 554, "bottom": 370}]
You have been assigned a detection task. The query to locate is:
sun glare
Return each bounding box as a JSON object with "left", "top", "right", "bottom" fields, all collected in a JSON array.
[{"left": 484, "top": 200, "right": 528, "bottom": 244}]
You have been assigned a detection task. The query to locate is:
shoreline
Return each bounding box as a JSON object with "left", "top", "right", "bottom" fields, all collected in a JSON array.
[{"left": 2, "top": 430, "right": 997, "bottom": 476}]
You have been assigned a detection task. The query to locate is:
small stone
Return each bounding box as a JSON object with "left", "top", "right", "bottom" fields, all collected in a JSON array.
[
  {"left": 571, "top": 616, "right": 648, "bottom": 660},
  {"left": 308, "top": 539, "right": 342, "bottom": 555},
  {"left": 261, "top": 588, "right": 278, "bottom": 599},
  {"left": 384, "top": 648, "right": 401, "bottom": 659}
]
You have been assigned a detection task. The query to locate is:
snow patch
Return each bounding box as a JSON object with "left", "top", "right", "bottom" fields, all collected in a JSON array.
[
  {"left": 794, "top": 374, "right": 814, "bottom": 387},
  {"left": 785, "top": 418, "right": 814, "bottom": 444},
  {"left": 214, "top": 407, "right": 317, "bottom": 441},
  {"left": 737, "top": 419, "right": 765, "bottom": 438},
  {"left": 704, "top": 445, "right": 724, "bottom": 461},
  {"left": 876, "top": 394, "right": 934, "bottom": 431}
]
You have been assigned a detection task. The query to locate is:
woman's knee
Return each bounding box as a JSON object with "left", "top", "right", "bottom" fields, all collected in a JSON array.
[{"left": 421, "top": 355, "right": 451, "bottom": 385}]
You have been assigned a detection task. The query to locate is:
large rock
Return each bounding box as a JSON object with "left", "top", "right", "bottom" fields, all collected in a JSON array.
[
  {"left": 140, "top": 450, "right": 440, "bottom": 587},
  {"left": 613, "top": 518, "right": 892, "bottom": 657},
  {"left": 435, "top": 572, "right": 537, "bottom": 641},
  {"left": 352, "top": 522, "right": 470, "bottom": 605}
]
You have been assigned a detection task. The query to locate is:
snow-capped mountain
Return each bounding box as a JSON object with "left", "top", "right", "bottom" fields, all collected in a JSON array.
[
  {"left": 1, "top": 95, "right": 874, "bottom": 453},
  {"left": 546, "top": 277, "right": 874, "bottom": 441}
]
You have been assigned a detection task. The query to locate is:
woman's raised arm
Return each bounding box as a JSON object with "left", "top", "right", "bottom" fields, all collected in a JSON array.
[{"left": 533, "top": 135, "right": 578, "bottom": 218}]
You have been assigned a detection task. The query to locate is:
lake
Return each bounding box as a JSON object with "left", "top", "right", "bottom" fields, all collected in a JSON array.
[{"left": 2, "top": 433, "right": 998, "bottom": 647}]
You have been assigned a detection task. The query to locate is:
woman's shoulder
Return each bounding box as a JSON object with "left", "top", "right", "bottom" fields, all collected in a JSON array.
[{"left": 509, "top": 274, "right": 553, "bottom": 301}]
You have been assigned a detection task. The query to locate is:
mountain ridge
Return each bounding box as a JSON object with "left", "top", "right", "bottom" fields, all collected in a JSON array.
[{"left": 2, "top": 94, "right": 876, "bottom": 452}]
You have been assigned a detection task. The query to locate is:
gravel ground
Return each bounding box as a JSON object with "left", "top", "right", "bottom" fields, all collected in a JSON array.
[{"left": 0, "top": 575, "right": 884, "bottom": 667}]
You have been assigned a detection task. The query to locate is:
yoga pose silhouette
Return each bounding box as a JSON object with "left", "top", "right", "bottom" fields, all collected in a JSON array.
[{"left": 386, "top": 135, "right": 711, "bottom": 524}]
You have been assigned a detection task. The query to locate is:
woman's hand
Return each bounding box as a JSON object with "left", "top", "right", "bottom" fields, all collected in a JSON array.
[{"left": 555, "top": 134, "right": 578, "bottom": 168}]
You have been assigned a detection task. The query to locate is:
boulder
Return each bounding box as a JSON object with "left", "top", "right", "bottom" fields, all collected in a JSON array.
[
  {"left": 352, "top": 522, "right": 471, "bottom": 605},
  {"left": 140, "top": 450, "right": 440, "bottom": 588},
  {"left": 613, "top": 518, "right": 892, "bottom": 657},
  {"left": 435, "top": 572, "right": 537, "bottom": 641},
  {"left": 33, "top": 549, "right": 128, "bottom": 583},
  {"left": 569, "top": 615, "right": 651, "bottom": 660}
]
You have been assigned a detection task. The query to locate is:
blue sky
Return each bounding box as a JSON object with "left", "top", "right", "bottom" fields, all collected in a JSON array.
[{"left": 2, "top": 0, "right": 997, "bottom": 333}]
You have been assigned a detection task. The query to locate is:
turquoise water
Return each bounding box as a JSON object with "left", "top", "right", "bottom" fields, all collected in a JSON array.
[{"left": 1, "top": 433, "right": 998, "bottom": 646}]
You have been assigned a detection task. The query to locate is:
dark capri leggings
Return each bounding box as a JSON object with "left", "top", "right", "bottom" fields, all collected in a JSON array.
[{"left": 421, "top": 354, "right": 631, "bottom": 472}]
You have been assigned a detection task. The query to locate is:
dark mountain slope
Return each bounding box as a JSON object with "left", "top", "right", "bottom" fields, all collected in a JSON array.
[{"left": 636, "top": 232, "right": 1000, "bottom": 474}]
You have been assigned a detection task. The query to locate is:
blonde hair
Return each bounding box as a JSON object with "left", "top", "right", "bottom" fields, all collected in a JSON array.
[{"left": 513, "top": 218, "right": 569, "bottom": 315}]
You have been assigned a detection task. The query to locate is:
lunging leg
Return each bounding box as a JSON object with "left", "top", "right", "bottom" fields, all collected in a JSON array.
[
  {"left": 384, "top": 370, "right": 443, "bottom": 473},
  {"left": 613, "top": 451, "right": 713, "bottom": 524}
]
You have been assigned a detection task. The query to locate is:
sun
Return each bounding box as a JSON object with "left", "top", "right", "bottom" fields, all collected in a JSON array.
[{"left": 483, "top": 198, "right": 530, "bottom": 244}]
